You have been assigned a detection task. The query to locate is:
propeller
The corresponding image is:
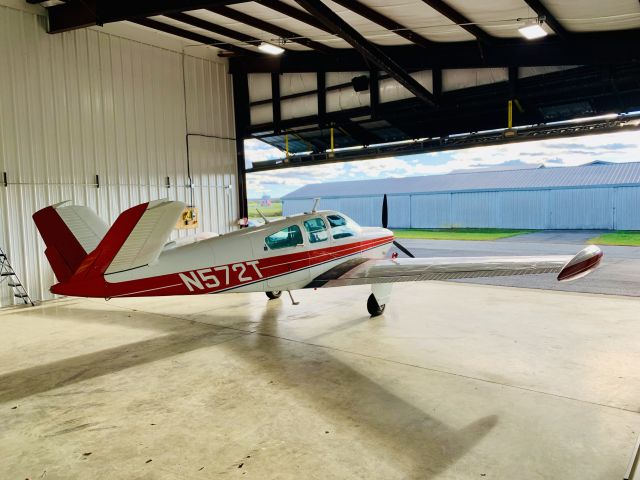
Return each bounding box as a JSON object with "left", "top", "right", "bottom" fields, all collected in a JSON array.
[{"left": 382, "top": 194, "right": 415, "bottom": 258}]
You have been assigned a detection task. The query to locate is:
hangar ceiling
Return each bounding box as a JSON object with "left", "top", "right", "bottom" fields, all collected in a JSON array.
[{"left": 30, "top": 0, "right": 640, "bottom": 174}]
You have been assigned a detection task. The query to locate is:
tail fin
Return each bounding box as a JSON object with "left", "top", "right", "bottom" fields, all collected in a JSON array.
[
  {"left": 33, "top": 202, "right": 108, "bottom": 282},
  {"left": 74, "top": 199, "right": 186, "bottom": 279}
]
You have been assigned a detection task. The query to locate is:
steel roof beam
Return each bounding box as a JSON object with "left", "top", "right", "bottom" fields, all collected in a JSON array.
[
  {"left": 247, "top": 114, "right": 640, "bottom": 173},
  {"left": 258, "top": 0, "right": 335, "bottom": 34},
  {"left": 420, "top": 0, "right": 493, "bottom": 43},
  {"left": 293, "top": 0, "right": 437, "bottom": 107},
  {"left": 331, "top": 0, "right": 435, "bottom": 49},
  {"left": 132, "top": 18, "right": 256, "bottom": 55},
  {"left": 164, "top": 12, "right": 261, "bottom": 48},
  {"left": 339, "top": 121, "right": 382, "bottom": 146},
  {"left": 522, "top": 0, "right": 569, "bottom": 39},
  {"left": 229, "top": 29, "right": 640, "bottom": 72},
  {"left": 245, "top": 63, "right": 640, "bottom": 135},
  {"left": 207, "top": 5, "right": 334, "bottom": 53},
  {"left": 46, "top": 0, "right": 244, "bottom": 33}
]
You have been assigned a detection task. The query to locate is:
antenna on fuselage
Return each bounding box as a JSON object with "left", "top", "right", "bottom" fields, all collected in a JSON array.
[
  {"left": 311, "top": 197, "right": 321, "bottom": 213},
  {"left": 256, "top": 208, "right": 270, "bottom": 224}
]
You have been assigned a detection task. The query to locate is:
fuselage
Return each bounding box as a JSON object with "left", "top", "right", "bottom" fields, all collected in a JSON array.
[{"left": 51, "top": 210, "right": 394, "bottom": 298}]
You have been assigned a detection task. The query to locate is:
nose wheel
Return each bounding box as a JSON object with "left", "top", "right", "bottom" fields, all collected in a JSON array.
[
  {"left": 367, "top": 293, "right": 385, "bottom": 317},
  {"left": 266, "top": 291, "right": 282, "bottom": 299}
]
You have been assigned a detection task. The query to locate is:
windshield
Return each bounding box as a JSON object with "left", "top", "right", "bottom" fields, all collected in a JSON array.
[{"left": 326, "top": 213, "right": 360, "bottom": 239}]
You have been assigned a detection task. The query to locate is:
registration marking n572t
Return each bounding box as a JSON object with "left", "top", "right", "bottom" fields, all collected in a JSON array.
[{"left": 179, "top": 260, "right": 263, "bottom": 292}]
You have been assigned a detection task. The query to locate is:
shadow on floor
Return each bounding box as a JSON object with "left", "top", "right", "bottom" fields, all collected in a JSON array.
[
  {"left": 3, "top": 299, "right": 498, "bottom": 478},
  {"left": 0, "top": 321, "right": 245, "bottom": 404},
  {"left": 218, "top": 302, "right": 499, "bottom": 479}
]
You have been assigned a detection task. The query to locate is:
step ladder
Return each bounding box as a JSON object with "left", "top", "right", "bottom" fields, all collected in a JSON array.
[{"left": 0, "top": 247, "right": 34, "bottom": 306}]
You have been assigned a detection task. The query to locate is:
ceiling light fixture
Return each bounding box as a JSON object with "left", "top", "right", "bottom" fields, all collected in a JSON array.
[
  {"left": 258, "top": 42, "right": 285, "bottom": 55},
  {"left": 518, "top": 17, "right": 548, "bottom": 40}
]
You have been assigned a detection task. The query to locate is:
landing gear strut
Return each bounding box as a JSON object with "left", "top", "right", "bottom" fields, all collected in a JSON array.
[
  {"left": 266, "top": 291, "right": 282, "bottom": 300},
  {"left": 367, "top": 293, "right": 385, "bottom": 317}
]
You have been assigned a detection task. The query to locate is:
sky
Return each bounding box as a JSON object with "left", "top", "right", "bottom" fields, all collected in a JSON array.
[{"left": 244, "top": 129, "right": 640, "bottom": 199}]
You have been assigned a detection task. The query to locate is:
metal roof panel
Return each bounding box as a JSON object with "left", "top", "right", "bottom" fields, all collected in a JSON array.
[{"left": 283, "top": 162, "right": 640, "bottom": 199}]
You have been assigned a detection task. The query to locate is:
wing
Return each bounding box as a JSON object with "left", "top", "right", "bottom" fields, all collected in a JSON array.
[{"left": 308, "top": 245, "right": 603, "bottom": 288}]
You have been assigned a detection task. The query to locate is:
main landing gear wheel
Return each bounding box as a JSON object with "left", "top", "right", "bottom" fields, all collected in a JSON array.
[
  {"left": 266, "top": 291, "right": 282, "bottom": 300},
  {"left": 367, "top": 293, "right": 385, "bottom": 317}
]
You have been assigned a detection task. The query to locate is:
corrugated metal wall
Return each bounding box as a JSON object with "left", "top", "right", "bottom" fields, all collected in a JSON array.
[
  {"left": 615, "top": 187, "right": 640, "bottom": 230},
  {"left": 547, "top": 188, "right": 614, "bottom": 229},
  {"left": 411, "top": 194, "right": 451, "bottom": 228},
  {"left": 282, "top": 197, "right": 382, "bottom": 226},
  {"left": 284, "top": 187, "right": 640, "bottom": 231},
  {"left": 0, "top": 6, "right": 238, "bottom": 306}
]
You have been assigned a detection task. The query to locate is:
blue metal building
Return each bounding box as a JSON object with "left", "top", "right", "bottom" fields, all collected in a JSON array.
[{"left": 282, "top": 162, "right": 640, "bottom": 230}]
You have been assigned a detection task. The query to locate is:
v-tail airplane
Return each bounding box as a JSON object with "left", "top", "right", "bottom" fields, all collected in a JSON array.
[{"left": 33, "top": 196, "right": 603, "bottom": 316}]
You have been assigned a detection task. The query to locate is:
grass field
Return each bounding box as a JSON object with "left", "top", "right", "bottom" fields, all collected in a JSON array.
[
  {"left": 248, "top": 200, "right": 282, "bottom": 218},
  {"left": 588, "top": 231, "right": 640, "bottom": 246},
  {"left": 392, "top": 228, "right": 533, "bottom": 241}
]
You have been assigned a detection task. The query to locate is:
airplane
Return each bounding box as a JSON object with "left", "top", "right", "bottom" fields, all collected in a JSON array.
[{"left": 32, "top": 196, "right": 604, "bottom": 317}]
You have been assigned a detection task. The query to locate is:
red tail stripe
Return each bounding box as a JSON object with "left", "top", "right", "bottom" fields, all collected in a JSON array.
[
  {"left": 32, "top": 206, "right": 86, "bottom": 282},
  {"left": 74, "top": 202, "right": 149, "bottom": 280}
]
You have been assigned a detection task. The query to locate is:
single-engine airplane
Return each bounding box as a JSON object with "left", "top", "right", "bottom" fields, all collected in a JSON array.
[{"left": 33, "top": 196, "right": 603, "bottom": 316}]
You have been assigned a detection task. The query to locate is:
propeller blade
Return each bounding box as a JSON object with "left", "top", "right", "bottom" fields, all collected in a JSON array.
[
  {"left": 393, "top": 240, "right": 415, "bottom": 258},
  {"left": 382, "top": 194, "right": 388, "bottom": 228}
]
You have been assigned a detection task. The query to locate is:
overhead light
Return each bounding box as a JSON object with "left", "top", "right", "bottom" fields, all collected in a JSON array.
[
  {"left": 258, "top": 42, "right": 284, "bottom": 55},
  {"left": 518, "top": 19, "right": 548, "bottom": 40}
]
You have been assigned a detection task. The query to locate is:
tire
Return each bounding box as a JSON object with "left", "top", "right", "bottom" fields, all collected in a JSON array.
[
  {"left": 367, "top": 293, "right": 385, "bottom": 317},
  {"left": 266, "top": 291, "right": 282, "bottom": 300}
]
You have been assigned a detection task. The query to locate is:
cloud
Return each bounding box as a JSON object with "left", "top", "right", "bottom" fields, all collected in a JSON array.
[
  {"left": 246, "top": 130, "right": 640, "bottom": 198},
  {"left": 244, "top": 139, "right": 283, "bottom": 168}
]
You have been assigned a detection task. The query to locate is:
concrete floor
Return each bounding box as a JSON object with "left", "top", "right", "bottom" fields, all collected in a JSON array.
[{"left": 1, "top": 283, "right": 639, "bottom": 479}]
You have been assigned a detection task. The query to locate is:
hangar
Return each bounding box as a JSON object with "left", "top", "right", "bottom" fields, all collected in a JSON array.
[
  {"left": 283, "top": 161, "right": 640, "bottom": 230},
  {"left": 1, "top": 1, "right": 640, "bottom": 479}
]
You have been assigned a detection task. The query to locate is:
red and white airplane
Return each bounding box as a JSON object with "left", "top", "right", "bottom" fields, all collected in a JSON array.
[{"left": 33, "top": 197, "right": 603, "bottom": 316}]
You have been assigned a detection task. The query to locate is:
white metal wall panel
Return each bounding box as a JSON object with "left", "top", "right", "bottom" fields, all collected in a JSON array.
[
  {"left": 614, "top": 187, "right": 640, "bottom": 230},
  {"left": 324, "top": 73, "right": 371, "bottom": 115},
  {"left": 442, "top": 68, "right": 508, "bottom": 92},
  {"left": 497, "top": 190, "right": 548, "bottom": 229},
  {"left": 548, "top": 188, "right": 614, "bottom": 229},
  {"left": 285, "top": 186, "right": 640, "bottom": 232},
  {"left": 280, "top": 73, "right": 316, "bottom": 96},
  {"left": 0, "top": 5, "right": 237, "bottom": 306},
  {"left": 338, "top": 196, "right": 382, "bottom": 227},
  {"left": 326, "top": 72, "right": 366, "bottom": 87},
  {"left": 327, "top": 87, "right": 370, "bottom": 113},
  {"left": 248, "top": 73, "right": 271, "bottom": 102},
  {"left": 250, "top": 103, "right": 273, "bottom": 125},
  {"left": 387, "top": 195, "right": 411, "bottom": 228},
  {"left": 410, "top": 194, "right": 452, "bottom": 228},
  {"left": 281, "top": 96, "right": 318, "bottom": 121},
  {"left": 451, "top": 192, "right": 501, "bottom": 228},
  {"left": 379, "top": 70, "right": 433, "bottom": 104}
]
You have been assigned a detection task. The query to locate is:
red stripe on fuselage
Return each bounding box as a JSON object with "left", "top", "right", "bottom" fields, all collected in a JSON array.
[
  {"left": 73, "top": 202, "right": 149, "bottom": 280},
  {"left": 51, "top": 235, "right": 393, "bottom": 298}
]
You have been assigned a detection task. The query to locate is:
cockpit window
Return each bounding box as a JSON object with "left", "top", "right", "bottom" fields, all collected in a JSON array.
[
  {"left": 304, "top": 218, "right": 328, "bottom": 243},
  {"left": 265, "top": 225, "right": 303, "bottom": 250},
  {"left": 327, "top": 214, "right": 357, "bottom": 239}
]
